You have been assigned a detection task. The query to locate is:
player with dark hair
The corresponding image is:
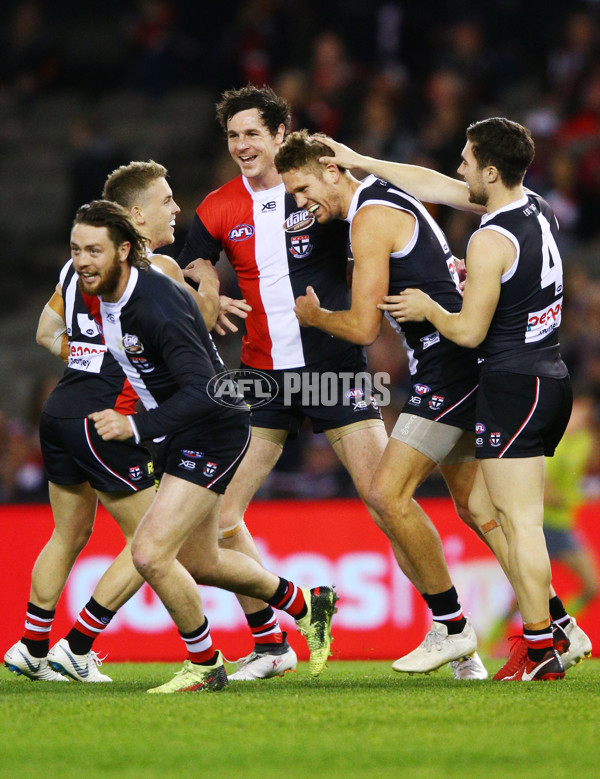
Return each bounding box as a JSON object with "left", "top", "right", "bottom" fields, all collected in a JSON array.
[
  {"left": 179, "top": 84, "right": 392, "bottom": 680},
  {"left": 78, "top": 199, "right": 337, "bottom": 693},
  {"left": 348, "top": 116, "right": 577, "bottom": 681},
  {"left": 5, "top": 162, "right": 222, "bottom": 684}
]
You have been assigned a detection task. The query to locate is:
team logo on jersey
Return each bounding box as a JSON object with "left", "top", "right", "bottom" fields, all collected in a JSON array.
[
  {"left": 490, "top": 432, "right": 502, "bottom": 447},
  {"left": 203, "top": 461, "right": 218, "bottom": 477},
  {"left": 413, "top": 383, "right": 431, "bottom": 395},
  {"left": 229, "top": 224, "right": 254, "bottom": 241},
  {"left": 129, "top": 466, "right": 143, "bottom": 481},
  {"left": 420, "top": 332, "right": 440, "bottom": 350},
  {"left": 77, "top": 313, "right": 101, "bottom": 338},
  {"left": 123, "top": 334, "right": 144, "bottom": 353},
  {"left": 290, "top": 234, "right": 313, "bottom": 259},
  {"left": 428, "top": 395, "right": 444, "bottom": 410},
  {"left": 283, "top": 209, "right": 316, "bottom": 233},
  {"left": 181, "top": 450, "right": 204, "bottom": 459},
  {"left": 475, "top": 422, "right": 486, "bottom": 433}
]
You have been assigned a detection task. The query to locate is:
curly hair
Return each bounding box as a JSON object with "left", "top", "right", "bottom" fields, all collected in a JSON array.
[{"left": 216, "top": 84, "right": 291, "bottom": 136}]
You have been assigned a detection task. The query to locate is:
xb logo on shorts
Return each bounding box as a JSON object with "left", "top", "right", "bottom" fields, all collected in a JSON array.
[{"left": 208, "top": 369, "right": 278, "bottom": 409}]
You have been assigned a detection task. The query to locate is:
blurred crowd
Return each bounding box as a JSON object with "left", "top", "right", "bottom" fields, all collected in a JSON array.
[{"left": 2, "top": 0, "right": 600, "bottom": 502}]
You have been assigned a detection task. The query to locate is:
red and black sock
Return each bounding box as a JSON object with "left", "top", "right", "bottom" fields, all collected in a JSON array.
[
  {"left": 268, "top": 578, "right": 308, "bottom": 620},
  {"left": 524, "top": 624, "right": 553, "bottom": 662},
  {"left": 22, "top": 602, "right": 55, "bottom": 658},
  {"left": 424, "top": 587, "right": 466, "bottom": 635},
  {"left": 66, "top": 597, "right": 116, "bottom": 655},
  {"left": 246, "top": 606, "right": 285, "bottom": 651},
  {"left": 180, "top": 618, "right": 217, "bottom": 665}
]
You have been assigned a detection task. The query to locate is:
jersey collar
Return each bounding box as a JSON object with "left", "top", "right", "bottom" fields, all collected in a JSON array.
[
  {"left": 101, "top": 265, "right": 139, "bottom": 309},
  {"left": 345, "top": 174, "right": 377, "bottom": 223},
  {"left": 480, "top": 194, "right": 530, "bottom": 225}
]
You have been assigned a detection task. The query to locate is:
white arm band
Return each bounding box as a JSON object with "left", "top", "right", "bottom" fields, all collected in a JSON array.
[{"left": 128, "top": 416, "right": 141, "bottom": 444}]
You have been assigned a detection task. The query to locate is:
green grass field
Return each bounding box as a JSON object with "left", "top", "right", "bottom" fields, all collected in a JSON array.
[{"left": 2, "top": 657, "right": 598, "bottom": 779}]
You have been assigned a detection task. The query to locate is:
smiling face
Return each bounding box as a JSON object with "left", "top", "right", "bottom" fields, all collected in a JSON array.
[
  {"left": 226, "top": 108, "right": 285, "bottom": 190},
  {"left": 134, "top": 177, "right": 180, "bottom": 251},
  {"left": 457, "top": 140, "right": 488, "bottom": 206},
  {"left": 280, "top": 165, "right": 346, "bottom": 223},
  {"left": 70, "top": 223, "right": 129, "bottom": 301}
]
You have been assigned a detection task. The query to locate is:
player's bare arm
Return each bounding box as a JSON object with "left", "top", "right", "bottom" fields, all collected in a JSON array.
[
  {"left": 152, "top": 254, "right": 220, "bottom": 331},
  {"left": 183, "top": 257, "right": 251, "bottom": 334},
  {"left": 89, "top": 409, "right": 134, "bottom": 442},
  {"left": 317, "top": 135, "right": 483, "bottom": 213},
  {"left": 36, "top": 286, "right": 69, "bottom": 361},
  {"left": 390, "top": 229, "right": 513, "bottom": 348},
  {"left": 294, "top": 205, "right": 401, "bottom": 345}
]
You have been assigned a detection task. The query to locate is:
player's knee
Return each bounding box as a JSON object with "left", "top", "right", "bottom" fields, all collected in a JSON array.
[
  {"left": 53, "top": 524, "right": 93, "bottom": 556},
  {"left": 218, "top": 519, "right": 245, "bottom": 542}
]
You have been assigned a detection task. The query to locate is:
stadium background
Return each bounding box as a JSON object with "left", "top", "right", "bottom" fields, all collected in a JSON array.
[{"left": 1, "top": 0, "right": 599, "bottom": 658}]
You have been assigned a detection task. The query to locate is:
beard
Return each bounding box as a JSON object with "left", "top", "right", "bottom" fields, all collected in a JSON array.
[
  {"left": 78, "top": 253, "right": 123, "bottom": 298},
  {"left": 467, "top": 183, "right": 488, "bottom": 207}
]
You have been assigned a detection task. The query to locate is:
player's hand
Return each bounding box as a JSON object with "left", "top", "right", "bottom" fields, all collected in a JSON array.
[
  {"left": 377, "top": 289, "right": 430, "bottom": 323},
  {"left": 89, "top": 409, "right": 134, "bottom": 441},
  {"left": 213, "top": 296, "right": 252, "bottom": 336},
  {"left": 294, "top": 286, "right": 321, "bottom": 326},
  {"left": 315, "top": 134, "right": 366, "bottom": 170},
  {"left": 183, "top": 258, "right": 218, "bottom": 285}
]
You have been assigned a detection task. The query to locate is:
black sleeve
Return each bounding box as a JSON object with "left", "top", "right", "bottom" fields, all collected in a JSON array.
[
  {"left": 177, "top": 212, "right": 222, "bottom": 268},
  {"left": 132, "top": 307, "right": 225, "bottom": 441}
]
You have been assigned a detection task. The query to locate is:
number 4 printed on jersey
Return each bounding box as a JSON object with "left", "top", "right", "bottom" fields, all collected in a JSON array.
[{"left": 537, "top": 213, "right": 563, "bottom": 296}]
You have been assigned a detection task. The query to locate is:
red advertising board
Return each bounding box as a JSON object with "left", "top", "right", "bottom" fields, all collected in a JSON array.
[{"left": 1, "top": 499, "right": 598, "bottom": 662}]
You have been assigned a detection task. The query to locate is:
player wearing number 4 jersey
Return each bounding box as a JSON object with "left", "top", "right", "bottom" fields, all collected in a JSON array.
[{"left": 377, "top": 117, "right": 574, "bottom": 681}]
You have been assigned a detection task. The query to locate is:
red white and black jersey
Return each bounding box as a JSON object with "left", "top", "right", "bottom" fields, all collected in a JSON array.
[
  {"left": 348, "top": 175, "right": 479, "bottom": 389},
  {"left": 97, "top": 265, "right": 248, "bottom": 442},
  {"left": 178, "top": 175, "right": 361, "bottom": 370},
  {"left": 43, "top": 260, "right": 138, "bottom": 418},
  {"left": 474, "top": 193, "right": 568, "bottom": 379}
]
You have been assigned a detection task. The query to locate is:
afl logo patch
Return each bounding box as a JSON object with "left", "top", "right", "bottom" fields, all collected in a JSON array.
[
  {"left": 475, "top": 422, "right": 486, "bottom": 433},
  {"left": 413, "top": 384, "right": 430, "bottom": 395},
  {"left": 229, "top": 224, "right": 254, "bottom": 242}
]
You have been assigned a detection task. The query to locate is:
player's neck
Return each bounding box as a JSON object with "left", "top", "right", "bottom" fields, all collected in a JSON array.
[
  {"left": 244, "top": 167, "right": 282, "bottom": 192},
  {"left": 485, "top": 185, "right": 526, "bottom": 214}
]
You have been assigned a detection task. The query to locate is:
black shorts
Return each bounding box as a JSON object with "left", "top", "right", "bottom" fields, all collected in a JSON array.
[
  {"left": 240, "top": 361, "right": 382, "bottom": 438},
  {"left": 40, "top": 412, "right": 155, "bottom": 492},
  {"left": 475, "top": 372, "right": 572, "bottom": 459},
  {"left": 402, "top": 375, "right": 478, "bottom": 432},
  {"left": 154, "top": 412, "right": 250, "bottom": 495}
]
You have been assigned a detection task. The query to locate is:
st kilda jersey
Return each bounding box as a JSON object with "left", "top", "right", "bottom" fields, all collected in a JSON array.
[
  {"left": 474, "top": 193, "right": 568, "bottom": 379},
  {"left": 178, "top": 176, "right": 362, "bottom": 370},
  {"left": 42, "top": 260, "right": 138, "bottom": 418},
  {"left": 347, "top": 175, "right": 479, "bottom": 389},
  {"left": 97, "top": 265, "right": 248, "bottom": 442}
]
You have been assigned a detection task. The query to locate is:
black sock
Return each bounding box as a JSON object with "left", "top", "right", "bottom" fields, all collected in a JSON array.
[
  {"left": 549, "top": 595, "right": 569, "bottom": 625},
  {"left": 424, "top": 587, "right": 466, "bottom": 635},
  {"left": 22, "top": 603, "right": 55, "bottom": 658}
]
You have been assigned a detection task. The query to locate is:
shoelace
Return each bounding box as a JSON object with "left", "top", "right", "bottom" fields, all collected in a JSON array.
[
  {"left": 422, "top": 628, "right": 444, "bottom": 653},
  {"left": 222, "top": 651, "right": 258, "bottom": 669},
  {"left": 90, "top": 651, "right": 108, "bottom": 667}
]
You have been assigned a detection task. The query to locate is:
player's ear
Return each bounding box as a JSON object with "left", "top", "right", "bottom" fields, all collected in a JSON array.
[
  {"left": 130, "top": 205, "right": 144, "bottom": 225},
  {"left": 118, "top": 241, "right": 131, "bottom": 261}
]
